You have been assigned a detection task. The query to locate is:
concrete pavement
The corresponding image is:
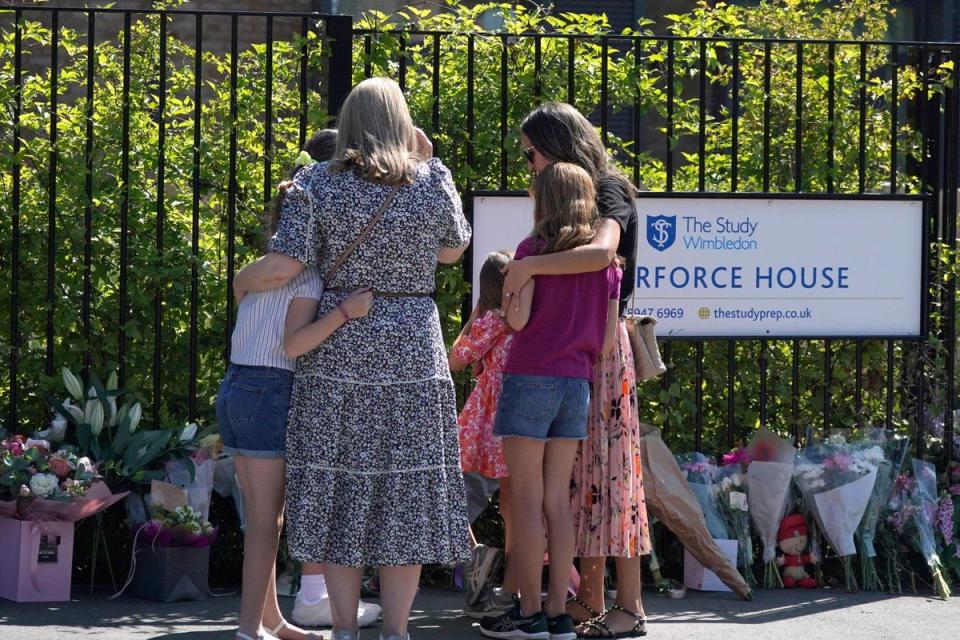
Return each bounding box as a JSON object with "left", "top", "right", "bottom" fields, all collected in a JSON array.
[{"left": 0, "top": 587, "right": 957, "bottom": 639}]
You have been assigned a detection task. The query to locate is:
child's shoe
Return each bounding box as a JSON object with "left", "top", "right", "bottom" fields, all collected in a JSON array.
[{"left": 479, "top": 604, "right": 550, "bottom": 639}]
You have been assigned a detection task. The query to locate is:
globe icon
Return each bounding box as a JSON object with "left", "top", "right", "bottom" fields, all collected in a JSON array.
[{"left": 698, "top": 307, "right": 710, "bottom": 320}]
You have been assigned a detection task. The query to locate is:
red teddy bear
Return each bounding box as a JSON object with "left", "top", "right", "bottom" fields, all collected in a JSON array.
[{"left": 776, "top": 513, "right": 818, "bottom": 588}]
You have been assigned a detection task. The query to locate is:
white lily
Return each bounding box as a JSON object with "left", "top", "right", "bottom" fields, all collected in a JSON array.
[
  {"left": 61, "top": 399, "right": 84, "bottom": 423},
  {"left": 62, "top": 367, "right": 84, "bottom": 402},
  {"left": 107, "top": 370, "right": 118, "bottom": 391},
  {"left": 127, "top": 403, "right": 143, "bottom": 434},
  {"left": 179, "top": 422, "right": 198, "bottom": 442},
  {"left": 49, "top": 413, "right": 68, "bottom": 440},
  {"left": 85, "top": 399, "right": 105, "bottom": 436}
]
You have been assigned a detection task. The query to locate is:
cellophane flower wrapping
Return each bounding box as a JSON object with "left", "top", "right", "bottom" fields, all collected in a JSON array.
[
  {"left": 887, "top": 460, "right": 952, "bottom": 599},
  {"left": 855, "top": 434, "right": 909, "bottom": 590},
  {"left": 745, "top": 429, "right": 796, "bottom": 588},
  {"left": 676, "top": 453, "right": 728, "bottom": 540},
  {"left": 794, "top": 438, "right": 880, "bottom": 591},
  {"left": 714, "top": 464, "right": 755, "bottom": 587}
]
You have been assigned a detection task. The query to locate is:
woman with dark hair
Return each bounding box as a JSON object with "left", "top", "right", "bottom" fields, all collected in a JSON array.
[{"left": 504, "top": 102, "right": 651, "bottom": 638}]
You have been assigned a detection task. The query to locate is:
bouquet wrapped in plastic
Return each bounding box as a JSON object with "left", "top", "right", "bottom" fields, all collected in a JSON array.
[
  {"left": 745, "top": 429, "right": 796, "bottom": 588},
  {"left": 136, "top": 505, "right": 218, "bottom": 548},
  {"left": 676, "top": 453, "right": 728, "bottom": 540},
  {"left": 855, "top": 433, "right": 909, "bottom": 590},
  {"left": 887, "top": 460, "right": 952, "bottom": 599},
  {"left": 794, "top": 437, "right": 880, "bottom": 591},
  {"left": 714, "top": 465, "right": 755, "bottom": 588}
]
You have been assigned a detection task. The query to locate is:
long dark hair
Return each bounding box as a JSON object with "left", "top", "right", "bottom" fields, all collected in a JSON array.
[
  {"left": 268, "top": 129, "right": 338, "bottom": 236},
  {"left": 475, "top": 250, "right": 513, "bottom": 316},
  {"left": 520, "top": 101, "right": 635, "bottom": 196}
]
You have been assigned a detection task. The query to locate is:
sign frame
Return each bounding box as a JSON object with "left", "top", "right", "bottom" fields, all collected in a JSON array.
[{"left": 467, "top": 190, "right": 931, "bottom": 341}]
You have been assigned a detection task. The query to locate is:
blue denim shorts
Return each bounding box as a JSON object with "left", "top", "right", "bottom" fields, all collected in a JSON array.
[
  {"left": 215, "top": 364, "right": 294, "bottom": 459},
  {"left": 493, "top": 374, "right": 590, "bottom": 441}
]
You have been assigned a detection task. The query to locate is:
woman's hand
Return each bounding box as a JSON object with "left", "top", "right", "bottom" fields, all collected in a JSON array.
[
  {"left": 341, "top": 287, "right": 374, "bottom": 319},
  {"left": 501, "top": 258, "right": 536, "bottom": 313},
  {"left": 414, "top": 127, "right": 433, "bottom": 160}
]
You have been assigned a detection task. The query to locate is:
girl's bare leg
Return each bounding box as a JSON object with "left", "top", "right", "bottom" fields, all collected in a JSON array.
[
  {"left": 502, "top": 437, "right": 546, "bottom": 616},
  {"left": 541, "top": 438, "right": 580, "bottom": 618}
]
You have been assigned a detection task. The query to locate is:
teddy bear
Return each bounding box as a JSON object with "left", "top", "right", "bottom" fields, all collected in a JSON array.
[{"left": 776, "top": 513, "right": 818, "bottom": 588}]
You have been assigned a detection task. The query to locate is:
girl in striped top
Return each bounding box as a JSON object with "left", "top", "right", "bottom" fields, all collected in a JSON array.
[{"left": 219, "top": 130, "right": 372, "bottom": 640}]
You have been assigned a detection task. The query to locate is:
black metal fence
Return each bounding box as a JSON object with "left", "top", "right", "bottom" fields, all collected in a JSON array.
[{"left": 1, "top": 5, "right": 957, "bottom": 462}]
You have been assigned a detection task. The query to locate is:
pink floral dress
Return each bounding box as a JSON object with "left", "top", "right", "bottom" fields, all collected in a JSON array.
[{"left": 453, "top": 311, "right": 512, "bottom": 479}]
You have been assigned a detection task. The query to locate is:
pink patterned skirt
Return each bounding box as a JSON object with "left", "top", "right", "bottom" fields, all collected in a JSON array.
[{"left": 571, "top": 319, "right": 652, "bottom": 558}]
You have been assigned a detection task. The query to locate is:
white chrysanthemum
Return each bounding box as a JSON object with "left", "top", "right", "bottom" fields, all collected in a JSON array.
[{"left": 29, "top": 473, "right": 59, "bottom": 498}]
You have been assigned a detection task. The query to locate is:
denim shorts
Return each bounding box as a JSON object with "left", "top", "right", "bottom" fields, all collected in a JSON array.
[
  {"left": 215, "top": 364, "right": 294, "bottom": 459},
  {"left": 493, "top": 374, "right": 590, "bottom": 441}
]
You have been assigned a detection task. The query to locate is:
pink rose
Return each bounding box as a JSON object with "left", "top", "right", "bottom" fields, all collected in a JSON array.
[{"left": 48, "top": 455, "right": 72, "bottom": 478}]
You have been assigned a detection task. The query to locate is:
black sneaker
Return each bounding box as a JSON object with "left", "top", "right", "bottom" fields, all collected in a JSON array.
[
  {"left": 479, "top": 605, "right": 550, "bottom": 639},
  {"left": 547, "top": 614, "right": 577, "bottom": 640}
]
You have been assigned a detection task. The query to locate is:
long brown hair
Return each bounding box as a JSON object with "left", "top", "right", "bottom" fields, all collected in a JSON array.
[
  {"left": 532, "top": 162, "right": 597, "bottom": 255},
  {"left": 329, "top": 77, "right": 418, "bottom": 186},
  {"left": 520, "top": 101, "right": 635, "bottom": 195},
  {"left": 268, "top": 129, "right": 337, "bottom": 237},
  {"left": 475, "top": 250, "right": 513, "bottom": 316}
]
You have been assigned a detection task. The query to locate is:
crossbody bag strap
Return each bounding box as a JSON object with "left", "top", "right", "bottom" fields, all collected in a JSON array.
[{"left": 323, "top": 185, "right": 401, "bottom": 284}]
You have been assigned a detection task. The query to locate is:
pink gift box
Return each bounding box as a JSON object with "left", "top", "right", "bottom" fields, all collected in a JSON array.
[{"left": 0, "top": 518, "right": 74, "bottom": 602}]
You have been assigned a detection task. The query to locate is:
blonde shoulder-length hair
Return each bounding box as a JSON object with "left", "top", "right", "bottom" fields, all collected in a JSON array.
[{"left": 329, "top": 77, "right": 419, "bottom": 185}]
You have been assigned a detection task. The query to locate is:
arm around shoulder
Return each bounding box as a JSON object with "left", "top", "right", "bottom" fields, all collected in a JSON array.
[{"left": 506, "top": 279, "right": 535, "bottom": 331}]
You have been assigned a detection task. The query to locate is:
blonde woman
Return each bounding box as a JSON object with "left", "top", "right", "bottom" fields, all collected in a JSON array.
[{"left": 234, "top": 77, "right": 472, "bottom": 640}]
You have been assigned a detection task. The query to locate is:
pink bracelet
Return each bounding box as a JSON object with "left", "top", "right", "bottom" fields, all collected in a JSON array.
[{"left": 336, "top": 304, "right": 350, "bottom": 323}]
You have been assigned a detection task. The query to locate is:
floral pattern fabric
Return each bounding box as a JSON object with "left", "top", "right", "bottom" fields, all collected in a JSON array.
[
  {"left": 453, "top": 311, "right": 512, "bottom": 479},
  {"left": 571, "top": 319, "right": 651, "bottom": 558},
  {"left": 270, "top": 158, "right": 472, "bottom": 567}
]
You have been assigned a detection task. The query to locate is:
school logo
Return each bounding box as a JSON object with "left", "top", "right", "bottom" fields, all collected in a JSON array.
[{"left": 646, "top": 215, "right": 676, "bottom": 252}]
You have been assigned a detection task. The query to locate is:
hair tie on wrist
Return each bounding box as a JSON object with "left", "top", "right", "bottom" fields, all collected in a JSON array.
[{"left": 337, "top": 304, "right": 350, "bottom": 323}]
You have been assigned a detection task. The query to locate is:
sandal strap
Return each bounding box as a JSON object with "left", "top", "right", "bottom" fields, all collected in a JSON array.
[
  {"left": 567, "top": 594, "right": 601, "bottom": 618},
  {"left": 235, "top": 633, "right": 262, "bottom": 640},
  {"left": 606, "top": 603, "right": 644, "bottom": 626},
  {"left": 579, "top": 616, "right": 615, "bottom": 638}
]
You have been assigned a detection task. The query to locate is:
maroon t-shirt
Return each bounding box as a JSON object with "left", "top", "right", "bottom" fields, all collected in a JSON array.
[{"left": 504, "top": 236, "right": 622, "bottom": 380}]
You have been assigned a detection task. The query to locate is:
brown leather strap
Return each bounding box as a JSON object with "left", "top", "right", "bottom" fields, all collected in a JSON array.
[
  {"left": 325, "top": 286, "right": 433, "bottom": 298},
  {"left": 323, "top": 186, "right": 401, "bottom": 284}
]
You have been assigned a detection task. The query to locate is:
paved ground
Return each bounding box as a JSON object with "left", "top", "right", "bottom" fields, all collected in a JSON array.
[{"left": 1, "top": 587, "right": 958, "bottom": 639}]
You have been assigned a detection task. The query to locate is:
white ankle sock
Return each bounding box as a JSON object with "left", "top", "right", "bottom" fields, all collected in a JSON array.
[{"left": 299, "top": 574, "right": 328, "bottom": 603}]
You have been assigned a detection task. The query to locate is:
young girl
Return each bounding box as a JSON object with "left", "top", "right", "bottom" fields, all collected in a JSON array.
[
  {"left": 220, "top": 129, "right": 373, "bottom": 640},
  {"left": 480, "top": 163, "right": 620, "bottom": 640},
  {"left": 449, "top": 250, "right": 517, "bottom": 618}
]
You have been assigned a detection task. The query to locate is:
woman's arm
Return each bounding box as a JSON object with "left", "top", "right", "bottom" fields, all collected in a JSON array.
[
  {"left": 601, "top": 299, "right": 619, "bottom": 355},
  {"left": 283, "top": 288, "right": 373, "bottom": 358},
  {"left": 505, "top": 279, "right": 535, "bottom": 331},
  {"left": 234, "top": 253, "right": 305, "bottom": 301},
  {"left": 502, "top": 218, "right": 620, "bottom": 311},
  {"left": 438, "top": 242, "right": 469, "bottom": 264}
]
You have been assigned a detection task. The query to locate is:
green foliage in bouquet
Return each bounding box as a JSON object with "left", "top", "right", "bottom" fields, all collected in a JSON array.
[{"left": 47, "top": 367, "right": 208, "bottom": 489}]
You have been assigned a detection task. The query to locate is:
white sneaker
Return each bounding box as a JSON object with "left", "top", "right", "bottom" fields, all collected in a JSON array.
[{"left": 292, "top": 594, "right": 382, "bottom": 628}]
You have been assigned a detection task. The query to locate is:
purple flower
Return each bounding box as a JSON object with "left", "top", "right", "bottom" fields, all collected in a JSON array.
[{"left": 936, "top": 497, "right": 955, "bottom": 546}]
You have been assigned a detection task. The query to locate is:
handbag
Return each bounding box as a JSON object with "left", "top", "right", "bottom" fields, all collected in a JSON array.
[
  {"left": 626, "top": 315, "right": 667, "bottom": 381},
  {"left": 323, "top": 185, "right": 401, "bottom": 283}
]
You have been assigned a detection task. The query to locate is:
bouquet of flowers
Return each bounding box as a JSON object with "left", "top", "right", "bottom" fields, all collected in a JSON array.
[
  {"left": 855, "top": 433, "right": 909, "bottom": 591},
  {"left": 714, "top": 464, "right": 755, "bottom": 588},
  {"left": 1, "top": 434, "right": 126, "bottom": 521},
  {"left": 887, "top": 460, "right": 952, "bottom": 599},
  {"left": 677, "top": 453, "right": 728, "bottom": 540},
  {"left": 745, "top": 429, "right": 797, "bottom": 588},
  {"left": 793, "top": 437, "right": 880, "bottom": 591},
  {"left": 136, "top": 504, "right": 218, "bottom": 548}
]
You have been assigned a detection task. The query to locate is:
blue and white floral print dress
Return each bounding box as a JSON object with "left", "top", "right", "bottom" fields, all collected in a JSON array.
[{"left": 269, "top": 158, "right": 472, "bottom": 567}]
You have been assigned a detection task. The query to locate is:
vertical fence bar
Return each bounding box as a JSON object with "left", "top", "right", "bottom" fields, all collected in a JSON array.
[
  {"left": 795, "top": 42, "right": 803, "bottom": 192},
  {"left": 9, "top": 9, "right": 22, "bottom": 428},
  {"left": 189, "top": 13, "right": 202, "bottom": 421},
  {"left": 855, "top": 341, "right": 863, "bottom": 426},
  {"left": 364, "top": 34, "right": 372, "bottom": 78},
  {"left": 398, "top": 33, "right": 407, "bottom": 91},
  {"left": 298, "top": 17, "right": 308, "bottom": 149},
  {"left": 890, "top": 45, "right": 898, "bottom": 193},
  {"left": 326, "top": 15, "right": 353, "bottom": 119},
  {"left": 433, "top": 33, "right": 441, "bottom": 151},
  {"left": 600, "top": 37, "right": 608, "bottom": 144},
  {"left": 732, "top": 40, "right": 740, "bottom": 191},
  {"left": 226, "top": 15, "right": 238, "bottom": 362},
  {"left": 792, "top": 341, "right": 801, "bottom": 444},
  {"left": 633, "top": 37, "right": 641, "bottom": 188},
  {"left": 695, "top": 341, "right": 704, "bottom": 452},
  {"left": 567, "top": 37, "right": 576, "bottom": 106},
  {"left": 827, "top": 42, "right": 836, "bottom": 193},
  {"left": 859, "top": 43, "right": 868, "bottom": 192},
  {"left": 46, "top": 10, "right": 59, "bottom": 378},
  {"left": 824, "top": 340, "right": 832, "bottom": 432},
  {"left": 153, "top": 13, "right": 167, "bottom": 426},
  {"left": 534, "top": 34, "right": 542, "bottom": 101},
  {"left": 500, "top": 34, "right": 508, "bottom": 190},
  {"left": 661, "top": 341, "right": 672, "bottom": 439},
  {"left": 727, "top": 342, "right": 736, "bottom": 447},
  {"left": 463, "top": 34, "right": 475, "bottom": 324},
  {"left": 264, "top": 15, "right": 273, "bottom": 207},
  {"left": 760, "top": 342, "right": 768, "bottom": 426},
  {"left": 698, "top": 38, "right": 706, "bottom": 191},
  {"left": 119, "top": 11, "right": 131, "bottom": 387},
  {"left": 83, "top": 12, "right": 94, "bottom": 377},
  {"left": 762, "top": 40, "right": 771, "bottom": 192},
  {"left": 666, "top": 39, "right": 674, "bottom": 191},
  {"left": 942, "top": 46, "right": 959, "bottom": 463},
  {"left": 886, "top": 341, "right": 894, "bottom": 429}
]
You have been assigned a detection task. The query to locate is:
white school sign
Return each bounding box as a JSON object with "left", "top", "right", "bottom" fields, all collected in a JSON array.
[{"left": 471, "top": 195, "right": 924, "bottom": 338}]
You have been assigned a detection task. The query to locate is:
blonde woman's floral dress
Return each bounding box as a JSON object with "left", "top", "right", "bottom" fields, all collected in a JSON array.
[{"left": 270, "top": 158, "right": 472, "bottom": 567}]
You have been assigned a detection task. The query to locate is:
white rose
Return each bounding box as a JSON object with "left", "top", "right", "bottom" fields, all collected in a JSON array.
[
  {"left": 29, "top": 473, "right": 60, "bottom": 498},
  {"left": 76, "top": 457, "right": 93, "bottom": 472},
  {"left": 721, "top": 477, "right": 733, "bottom": 490}
]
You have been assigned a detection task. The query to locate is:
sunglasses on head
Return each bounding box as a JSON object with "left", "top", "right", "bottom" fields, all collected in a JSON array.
[{"left": 522, "top": 145, "right": 536, "bottom": 163}]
